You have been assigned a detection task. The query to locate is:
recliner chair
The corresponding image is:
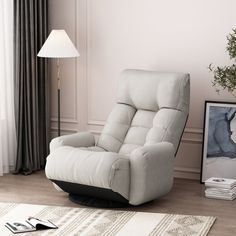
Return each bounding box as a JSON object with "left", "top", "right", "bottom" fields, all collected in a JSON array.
[{"left": 45, "top": 69, "right": 190, "bottom": 206}]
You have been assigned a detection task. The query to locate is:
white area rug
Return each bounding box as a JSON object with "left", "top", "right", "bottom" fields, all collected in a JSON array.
[{"left": 0, "top": 202, "right": 215, "bottom": 236}]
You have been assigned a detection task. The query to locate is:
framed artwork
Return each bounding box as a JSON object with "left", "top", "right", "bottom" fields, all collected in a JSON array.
[{"left": 201, "top": 101, "right": 236, "bottom": 183}]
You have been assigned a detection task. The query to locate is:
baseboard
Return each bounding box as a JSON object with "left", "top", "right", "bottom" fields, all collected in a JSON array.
[{"left": 174, "top": 166, "right": 200, "bottom": 180}]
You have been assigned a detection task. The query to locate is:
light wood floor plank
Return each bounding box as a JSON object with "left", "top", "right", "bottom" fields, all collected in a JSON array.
[{"left": 0, "top": 171, "right": 235, "bottom": 235}]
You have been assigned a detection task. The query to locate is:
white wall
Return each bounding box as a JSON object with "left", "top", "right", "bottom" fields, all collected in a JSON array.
[{"left": 49, "top": 0, "right": 236, "bottom": 179}]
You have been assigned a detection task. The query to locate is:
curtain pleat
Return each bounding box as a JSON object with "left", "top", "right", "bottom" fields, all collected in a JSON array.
[
  {"left": 14, "top": 0, "right": 49, "bottom": 174},
  {"left": 0, "top": 0, "right": 17, "bottom": 175}
]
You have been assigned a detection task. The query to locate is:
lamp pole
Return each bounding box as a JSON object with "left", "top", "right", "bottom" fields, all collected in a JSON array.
[{"left": 57, "top": 58, "right": 61, "bottom": 136}]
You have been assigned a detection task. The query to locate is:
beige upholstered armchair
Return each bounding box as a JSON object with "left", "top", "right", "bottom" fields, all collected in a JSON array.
[{"left": 45, "top": 69, "right": 190, "bottom": 206}]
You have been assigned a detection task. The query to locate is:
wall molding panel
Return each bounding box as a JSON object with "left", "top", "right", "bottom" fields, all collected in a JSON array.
[
  {"left": 51, "top": 117, "right": 78, "bottom": 124},
  {"left": 87, "top": 120, "right": 105, "bottom": 126},
  {"left": 184, "top": 128, "right": 203, "bottom": 134},
  {"left": 51, "top": 127, "right": 78, "bottom": 133}
]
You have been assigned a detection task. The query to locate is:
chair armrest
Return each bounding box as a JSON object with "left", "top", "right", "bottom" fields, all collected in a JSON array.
[
  {"left": 50, "top": 132, "right": 95, "bottom": 152},
  {"left": 129, "top": 142, "right": 175, "bottom": 205}
]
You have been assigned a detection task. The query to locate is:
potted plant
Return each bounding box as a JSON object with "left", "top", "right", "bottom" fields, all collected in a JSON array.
[{"left": 209, "top": 28, "right": 236, "bottom": 97}]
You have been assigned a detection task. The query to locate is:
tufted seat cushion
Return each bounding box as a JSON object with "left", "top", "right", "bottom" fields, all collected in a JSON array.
[{"left": 46, "top": 147, "right": 130, "bottom": 199}]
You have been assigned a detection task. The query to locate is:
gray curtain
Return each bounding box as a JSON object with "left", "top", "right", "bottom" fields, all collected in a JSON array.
[{"left": 14, "top": 0, "right": 50, "bottom": 174}]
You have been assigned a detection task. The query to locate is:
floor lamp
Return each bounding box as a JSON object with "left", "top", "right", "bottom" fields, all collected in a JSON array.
[{"left": 37, "top": 30, "right": 79, "bottom": 136}]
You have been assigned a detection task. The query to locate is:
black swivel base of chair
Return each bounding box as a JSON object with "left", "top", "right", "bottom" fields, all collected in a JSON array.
[
  {"left": 51, "top": 179, "right": 131, "bottom": 208},
  {"left": 69, "top": 194, "right": 130, "bottom": 208}
]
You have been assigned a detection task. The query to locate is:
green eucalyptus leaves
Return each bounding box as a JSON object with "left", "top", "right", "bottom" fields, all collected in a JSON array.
[{"left": 209, "top": 28, "right": 236, "bottom": 97}]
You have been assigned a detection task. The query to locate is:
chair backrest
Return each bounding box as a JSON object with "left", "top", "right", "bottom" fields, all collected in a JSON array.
[{"left": 97, "top": 69, "right": 190, "bottom": 155}]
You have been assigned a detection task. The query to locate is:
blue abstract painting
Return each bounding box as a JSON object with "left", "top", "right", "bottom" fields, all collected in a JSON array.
[
  {"left": 207, "top": 106, "right": 236, "bottom": 159},
  {"left": 201, "top": 102, "right": 236, "bottom": 182}
]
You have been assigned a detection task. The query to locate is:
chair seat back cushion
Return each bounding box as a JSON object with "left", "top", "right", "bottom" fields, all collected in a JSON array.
[{"left": 97, "top": 70, "right": 190, "bottom": 155}]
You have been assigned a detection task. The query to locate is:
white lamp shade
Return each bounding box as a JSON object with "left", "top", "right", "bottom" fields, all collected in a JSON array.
[{"left": 37, "top": 30, "right": 80, "bottom": 58}]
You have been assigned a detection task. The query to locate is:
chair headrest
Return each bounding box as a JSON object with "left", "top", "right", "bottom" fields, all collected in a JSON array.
[{"left": 117, "top": 69, "right": 190, "bottom": 112}]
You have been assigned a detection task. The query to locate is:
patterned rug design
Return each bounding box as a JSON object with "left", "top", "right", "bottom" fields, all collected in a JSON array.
[{"left": 0, "top": 202, "right": 215, "bottom": 236}]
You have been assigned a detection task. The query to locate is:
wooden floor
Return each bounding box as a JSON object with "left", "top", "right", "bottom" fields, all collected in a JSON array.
[{"left": 0, "top": 171, "right": 235, "bottom": 235}]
